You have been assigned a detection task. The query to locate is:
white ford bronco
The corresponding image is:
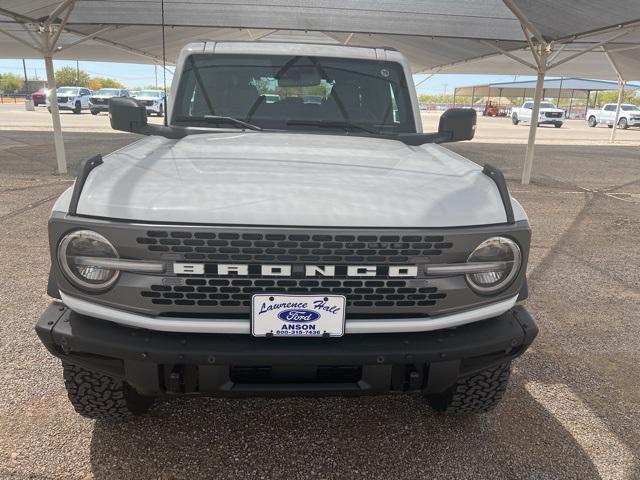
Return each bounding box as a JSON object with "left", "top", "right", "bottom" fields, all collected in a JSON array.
[{"left": 36, "top": 42, "right": 537, "bottom": 418}]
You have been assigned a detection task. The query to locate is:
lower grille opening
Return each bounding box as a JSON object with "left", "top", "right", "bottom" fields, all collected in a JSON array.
[{"left": 230, "top": 365, "right": 362, "bottom": 384}]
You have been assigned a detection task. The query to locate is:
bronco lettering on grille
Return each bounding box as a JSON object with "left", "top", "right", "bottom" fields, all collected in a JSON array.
[{"left": 173, "top": 263, "right": 419, "bottom": 278}]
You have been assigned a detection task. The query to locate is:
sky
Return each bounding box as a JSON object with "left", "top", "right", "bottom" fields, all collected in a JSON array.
[{"left": 0, "top": 58, "right": 534, "bottom": 94}]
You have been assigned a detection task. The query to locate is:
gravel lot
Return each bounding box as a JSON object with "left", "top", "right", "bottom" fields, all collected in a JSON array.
[{"left": 0, "top": 105, "right": 639, "bottom": 479}]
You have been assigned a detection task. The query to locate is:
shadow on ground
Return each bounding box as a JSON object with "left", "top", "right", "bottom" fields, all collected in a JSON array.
[
  {"left": 0, "top": 130, "right": 139, "bottom": 176},
  {"left": 88, "top": 377, "right": 602, "bottom": 480}
]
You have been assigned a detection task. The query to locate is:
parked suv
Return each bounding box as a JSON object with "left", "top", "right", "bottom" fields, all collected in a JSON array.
[
  {"left": 37, "top": 42, "right": 537, "bottom": 419},
  {"left": 46, "top": 86, "right": 92, "bottom": 114},
  {"left": 133, "top": 89, "right": 166, "bottom": 116},
  {"left": 89, "top": 88, "right": 130, "bottom": 115}
]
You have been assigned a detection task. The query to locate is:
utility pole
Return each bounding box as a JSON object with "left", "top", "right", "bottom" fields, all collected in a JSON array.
[
  {"left": 76, "top": 60, "right": 80, "bottom": 85},
  {"left": 155, "top": 65, "right": 158, "bottom": 89},
  {"left": 22, "top": 59, "right": 29, "bottom": 95}
]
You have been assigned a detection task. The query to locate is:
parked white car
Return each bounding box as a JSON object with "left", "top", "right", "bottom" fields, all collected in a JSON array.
[
  {"left": 46, "top": 86, "right": 92, "bottom": 114},
  {"left": 133, "top": 89, "right": 166, "bottom": 116},
  {"left": 511, "top": 101, "right": 564, "bottom": 128},
  {"left": 586, "top": 103, "right": 640, "bottom": 129}
]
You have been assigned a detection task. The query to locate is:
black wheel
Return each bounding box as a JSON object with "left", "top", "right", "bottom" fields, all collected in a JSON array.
[
  {"left": 157, "top": 105, "right": 164, "bottom": 117},
  {"left": 73, "top": 101, "right": 81, "bottom": 114},
  {"left": 511, "top": 114, "right": 519, "bottom": 125},
  {"left": 62, "top": 362, "right": 154, "bottom": 419},
  {"left": 618, "top": 117, "right": 628, "bottom": 129},
  {"left": 554, "top": 122, "right": 562, "bottom": 128},
  {"left": 90, "top": 109, "right": 99, "bottom": 115},
  {"left": 587, "top": 116, "right": 597, "bottom": 127},
  {"left": 425, "top": 361, "right": 511, "bottom": 415},
  {"left": 47, "top": 107, "right": 51, "bottom": 113},
  {"left": 608, "top": 124, "right": 614, "bottom": 128}
]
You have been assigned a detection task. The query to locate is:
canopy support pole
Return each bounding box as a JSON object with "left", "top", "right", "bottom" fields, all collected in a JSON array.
[
  {"left": 603, "top": 46, "right": 627, "bottom": 144},
  {"left": 585, "top": 90, "right": 590, "bottom": 117},
  {"left": 568, "top": 89, "right": 574, "bottom": 119},
  {"left": 610, "top": 78, "right": 626, "bottom": 143},
  {"left": 522, "top": 47, "right": 548, "bottom": 185},
  {"left": 44, "top": 54, "right": 66, "bottom": 174},
  {"left": 470, "top": 86, "right": 475, "bottom": 109}
]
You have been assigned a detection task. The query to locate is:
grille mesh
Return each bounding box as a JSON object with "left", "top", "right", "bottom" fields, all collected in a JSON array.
[
  {"left": 137, "top": 230, "right": 453, "bottom": 263},
  {"left": 141, "top": 278, "right": 446, "bottom": 310}
]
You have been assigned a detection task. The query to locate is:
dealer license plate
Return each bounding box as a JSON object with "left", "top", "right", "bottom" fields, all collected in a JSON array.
[{"left": 251, "top": 294, "right": 346, "bottom": 337}]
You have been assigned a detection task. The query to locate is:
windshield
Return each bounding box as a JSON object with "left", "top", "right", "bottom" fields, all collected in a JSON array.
[
  {"left": 172, "top": 54, "right": 415, "bottom": 133},
  {"left": 621, "top": 105, "right": 640, "bottom": 111},
  {"left": 57, "top": 87, "right": 79, "bottom": 95},
  {"left": 97, "top": 88, "right": 120, "bottom": 96},
  {"left": 137, "top": 90, "right": 162, "bottom": 98},
  {"left": 539, "top": 102, "right": 557, "bottom": 109}
]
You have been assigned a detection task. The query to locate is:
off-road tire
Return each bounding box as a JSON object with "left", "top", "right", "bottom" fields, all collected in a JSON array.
[
  {"left": 511, "top": 114, "right": 519, "bottom": 125},
  {"left": 62, "top": 362, "right": 154, "bottom": 419},
  {"left": 426, "top": 361, "right": 511, "bottom": 415},
  {"left": 587, "top": 116, "right": 597, "bottom": 127},
  {"left": 73, "top": 101, "right": 81, "bottom": 114}
]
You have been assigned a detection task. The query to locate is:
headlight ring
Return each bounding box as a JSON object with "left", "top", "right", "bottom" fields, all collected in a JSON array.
[
  {"left": 465, "top": 236, "right": 522, "bottom": 295},
  {"left": 57, "top": 230, "right": 120, "bottom": 292}
]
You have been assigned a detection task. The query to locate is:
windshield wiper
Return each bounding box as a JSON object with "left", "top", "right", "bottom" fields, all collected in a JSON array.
[
  {"left": 286, "top": 120, "right": 380, "bottom": 135},
  {"left": 175, "top": 115, "right": 262, "bottom": 131}
]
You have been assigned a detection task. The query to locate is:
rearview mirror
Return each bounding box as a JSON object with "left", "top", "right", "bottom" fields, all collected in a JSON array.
[
  {"left": 109, "top": 97, "right": 147, "bottom": 133},
  {"left": 437, "top": 108, "right": 476, "bottom": 142}
]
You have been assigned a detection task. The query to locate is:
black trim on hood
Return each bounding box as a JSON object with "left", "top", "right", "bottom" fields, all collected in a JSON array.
[
  {"left": 68, "top": 154, "right": 103, "bottom": 216},
  {"left": 482, "top": 164, "right": 515, "bottom": 224}
]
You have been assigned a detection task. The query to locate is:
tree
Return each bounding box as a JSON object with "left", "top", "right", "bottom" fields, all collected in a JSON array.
[
  {"left": 140, "top": 84, "right": 167, "bottom": 92},
  {"left": 0, "top": 73, "right": 24, "bottom": 93},
  {"left": 88, "top": 77, "right": 125, "bottom": 91},
  {"left": 594, "top": 89, "right": 640, "bottom": 106},
  {"left": 54, "top": 66, "right": 91, "bottom": 87}
]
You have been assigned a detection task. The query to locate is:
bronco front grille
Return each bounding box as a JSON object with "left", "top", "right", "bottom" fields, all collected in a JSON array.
[
  {"left": 137, "top": 230, "right": 453, "bottom": 264},
  {"left": 141, "top": 278, "right": 446, "bottom": 310}
]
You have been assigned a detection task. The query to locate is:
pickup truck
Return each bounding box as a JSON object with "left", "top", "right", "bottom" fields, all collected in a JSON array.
[
  {"left": 587, "top": 103, "right": 640, "bottom": 129},
  {"left": 36, "top": 41, "right": 537, "bottom": 419},
  {"left": 511, "top": 101, "right": 564, "bottom": 128}
]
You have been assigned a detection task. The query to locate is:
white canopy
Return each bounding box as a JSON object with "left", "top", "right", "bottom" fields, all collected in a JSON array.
[{"left": 1, "top": 1, "right": 639, "bottom": 182}]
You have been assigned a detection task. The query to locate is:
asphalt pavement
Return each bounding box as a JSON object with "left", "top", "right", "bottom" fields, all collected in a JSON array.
[{"left": 0, "top": 106, "right": 639, "bottom": 479}]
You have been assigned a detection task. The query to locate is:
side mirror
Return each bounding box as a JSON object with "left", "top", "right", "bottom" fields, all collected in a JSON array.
[
  {"left": 109, "top": 97, "right": 147, "bottom": 133},
  {"left": 438, "top": 108, "right": 476, "bottom": 142}
]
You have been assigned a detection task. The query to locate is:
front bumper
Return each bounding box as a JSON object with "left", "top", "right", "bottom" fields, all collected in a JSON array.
[
  {"left": 143, "top": 104, "right": 162, "bottom": 113},
  {"left": 36, "top": 303, "right": 537, "bottom": 397},
  {"left": 89, "top": 103, "right": 109, "bottom": 112},
  {"left": 48, "top": 101, "right": 77, "bottom": 111},
  {"left": 538, "top": 118, "right": 563, "bottom": 124}
]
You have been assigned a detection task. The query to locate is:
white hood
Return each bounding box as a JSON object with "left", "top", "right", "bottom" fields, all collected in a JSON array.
[{"left": 74, "top": 132, "right": 517, "bottom": 227}]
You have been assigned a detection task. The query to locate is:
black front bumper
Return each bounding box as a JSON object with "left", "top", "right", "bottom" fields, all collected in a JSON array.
[{"left": 36, "top": 304, "right": 537, "bottom": 397}]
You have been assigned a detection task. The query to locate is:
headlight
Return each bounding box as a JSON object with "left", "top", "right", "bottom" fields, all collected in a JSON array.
[
  {"left": 57, "top": 230, "right": 119, "bottom": 291},
  {"left": 465, "top": 237, "right": 521, "bottom": 294}
]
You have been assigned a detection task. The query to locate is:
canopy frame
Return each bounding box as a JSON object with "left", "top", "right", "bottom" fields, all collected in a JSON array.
[{"left": 1, "top": 1, "right": 639, "bottom": 183}]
